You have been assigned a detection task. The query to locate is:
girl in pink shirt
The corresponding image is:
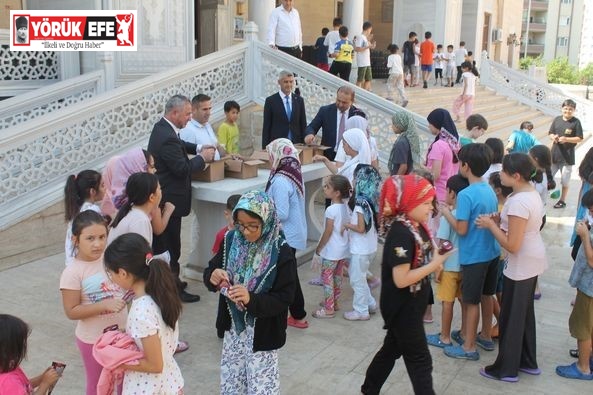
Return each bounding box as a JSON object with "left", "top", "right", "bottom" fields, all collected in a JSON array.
[{"left": 0, "top": 314, "right": 60, "bottom": 395}]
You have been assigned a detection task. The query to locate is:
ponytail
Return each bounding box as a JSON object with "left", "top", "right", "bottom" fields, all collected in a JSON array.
[
  {"left": 110, "top": 172, "right": 158, "bottom": 229},
  {"left": 545, "top": 166, "right": 556, "bottom": 190},
  {"left": 104, "top": 233, "right": 181, "bottom": 329},
  {"left": 64, "top": 170, "right": 102, "bottom": 221}
]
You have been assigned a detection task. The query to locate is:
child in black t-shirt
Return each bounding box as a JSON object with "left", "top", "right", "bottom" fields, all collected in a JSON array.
[
  {"left": 361, "top": 174, "right": 453, "bottom": 395},
  {"left": 549, "top": 99, "right": 584, "bottom": 208}
]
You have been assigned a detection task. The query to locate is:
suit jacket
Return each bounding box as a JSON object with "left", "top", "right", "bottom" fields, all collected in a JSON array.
[
  {"left": 305, "top": 104, "right": 359, "bottom": 160},
  {"left": 147, "top": 118, "right": 205, "bottom": 217},
  {"left": 262, "top": 92, "right": 307, "bottom": 148}
]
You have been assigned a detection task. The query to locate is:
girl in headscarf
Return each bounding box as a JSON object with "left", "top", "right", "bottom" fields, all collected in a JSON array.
[
  {"left": 361, "top": 175, "right": 452, "bottom": 395},
  {"left": 100, "top": 148, "right": 174, "bottom": 235},
  {"left": 388, "top": 111, "right": 423, "bottom": 175},
  {"left": 343, "top": 164, "right": 382, "bottom": 321},
  {"left": 265, "top": 138, "right": 309, "bottom": 329},
  {"left": 203, "top": 190, "right": 296, "bottom": 394},
  {"left": 335, "top": 114, "right": 379, "bottom": 169},
  {"left": 425, "top": 108, "right": 461, "bottom": 207},
  {"left": 314, "top": 128, "right": 372, "bottom": 185}
]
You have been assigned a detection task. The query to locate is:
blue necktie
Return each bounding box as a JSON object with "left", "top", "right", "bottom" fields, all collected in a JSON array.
[{"left": 285, "top": 95, "right": 293, "bottom": 140}]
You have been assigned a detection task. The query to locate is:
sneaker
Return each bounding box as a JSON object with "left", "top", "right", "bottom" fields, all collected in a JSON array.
[
  {"left": 476, "top": 336, "right": 496, "bottom": 351},
  {"left": 343, "top": 310, "right": 370, "bottom": 321},
  {"left": 444, "top": 345, "right": 479, "bottom": 361},
  {"left": 451, "top": 329, "right": 464, "bottom": 345},
  {"left": 479, "top": 368, "right": 519, "bottom": 382},
  {"left": 426, "top": 333, "right": 452, "bottom": 348},
  {"left": 308, "top": 277, "right": 323, "bottom": 286},
  {"left": 423, "top": 81, "right": 428, "bottom": 89},
  {"left": 556, "top": 362, "right": 593, "bottom": 380},
  {"left": 368, "top": 304, "right": 377, "bottom": 315}
]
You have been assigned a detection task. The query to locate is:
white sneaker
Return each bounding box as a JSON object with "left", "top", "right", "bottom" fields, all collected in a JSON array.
[
  {"left": 368, "top": 305, "right": 377, "bottom": 315},
  {"left": 343, "top": 310, "right": 370, "bottom": 321}
]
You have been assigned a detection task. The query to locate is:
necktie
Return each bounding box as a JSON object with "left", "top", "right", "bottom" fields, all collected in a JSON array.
[
  {"left": 285, "top": 95, "right": 293, "bottom": 140},
  {"left": 338, "top": 111, "right": 346, "bottom": 146}
]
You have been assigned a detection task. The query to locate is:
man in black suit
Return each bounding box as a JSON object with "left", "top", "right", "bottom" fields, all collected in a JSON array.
[
  {"left": 304, "top": 86, "right": 358, "bottom": 161},
  {"left": 148, "top": 95, "right": 216, "bottom": 303},
  {"left": 261, "top": 70, "right": 307, "bottom": 148}
]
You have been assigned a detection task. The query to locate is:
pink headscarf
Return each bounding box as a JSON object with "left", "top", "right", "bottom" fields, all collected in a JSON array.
[{"left": 101, "top": 148, "right": 148, "bottom": 217}]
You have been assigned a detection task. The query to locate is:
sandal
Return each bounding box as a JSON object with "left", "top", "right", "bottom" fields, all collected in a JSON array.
[
  {"left": 312, "top": 308, "right": 335, "bottom": 319},
  {"left": 287, "top": 316, "right": 309, "bottom": 328},
  {"left": 554, "top": 200, "right": 566, "bottom": 209},
  {"left": 174, "top": 340, "right": 190, "bottom": 354}
]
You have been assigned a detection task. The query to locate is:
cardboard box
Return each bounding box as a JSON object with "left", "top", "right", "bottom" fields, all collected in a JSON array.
[
  {"left": 191, "top": 160, "right": 225, "bottom": 182},
  {"left": 294, "top": 144, "right": 330, "bottom": 165},
  {"left": 224, "top": 158, "right": 265, "bottom": 179},
  {"left": 248, "top": 150, "right": 271, "bottom": 169}
]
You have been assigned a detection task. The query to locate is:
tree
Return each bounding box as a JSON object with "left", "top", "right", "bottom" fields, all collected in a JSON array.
[
  {"left": 579, "top": 63, "right": 593, "bottom": 85},
  {"left": 519, "top": 54, "right": 544, "bottom": 70},
  {"left": 546, "top": 57, "right": 579, "bottom": 84}
]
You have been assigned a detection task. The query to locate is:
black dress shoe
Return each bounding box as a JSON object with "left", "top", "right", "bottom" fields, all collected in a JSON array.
[
  {"left": 569, "top": 349, "right": 579, "bottom": 358},
  {"left": 180, "top": 281, "right": 188, "bottom": 290},
  {"left": 179, "top": 290, "right": 200, "bottom": 303}
]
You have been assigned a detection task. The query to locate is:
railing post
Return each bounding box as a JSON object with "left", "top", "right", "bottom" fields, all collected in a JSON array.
[
  {"left": 480, "top": 51, "right": 490, "bottom": 86},
  {"left": 244, "top": 22, "right": 259, "bottom": 102},
  {"left": 98, "top": 51, "right": 116, "bottom": 91}
]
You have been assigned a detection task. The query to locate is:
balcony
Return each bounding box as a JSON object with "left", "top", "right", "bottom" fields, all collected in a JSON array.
[
  {"left": 520, "top": 43, "right": 544, "bottom": 55},
  {"left": 522, "top": 22, "right": 546, "bottom": 32}
]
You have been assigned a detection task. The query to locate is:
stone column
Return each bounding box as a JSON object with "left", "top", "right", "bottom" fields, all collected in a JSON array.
[
  {"left": 342, "top": 0, "right": 365, "bottom": 84},
  {"left": 248, "top": 0, "right": 276, "bottom": 43}
]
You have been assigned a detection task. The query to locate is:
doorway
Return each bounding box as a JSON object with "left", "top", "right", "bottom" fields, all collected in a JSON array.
[{"left": 482, "top": 12, "right": 491, "bottom": 53}]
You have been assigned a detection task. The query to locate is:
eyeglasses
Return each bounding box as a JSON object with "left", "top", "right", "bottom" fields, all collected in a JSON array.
[{"left": 234, "top": 222, "right": 261, "bottom": 233}]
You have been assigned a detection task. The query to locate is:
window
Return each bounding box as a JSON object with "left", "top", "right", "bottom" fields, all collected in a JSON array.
[
  {"left": 557, "top": 37, "right": 569, "bottom": 46},
  {"left": 560, "top": 17, "right": 570, "bottom": 26},
  {"left": 561, "top": 0, "right": 572, "bottom": 4}
]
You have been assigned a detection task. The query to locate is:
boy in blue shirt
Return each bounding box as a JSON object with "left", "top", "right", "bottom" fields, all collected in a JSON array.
[
  {"left": 427, "top": 174, "right": 469, "bottom": 348},
  {"left": 556, "top": 189, "right": 593, "bottom": 380},
  {"left": 440, "top": 143, "right": 500, "bottom": 361}
]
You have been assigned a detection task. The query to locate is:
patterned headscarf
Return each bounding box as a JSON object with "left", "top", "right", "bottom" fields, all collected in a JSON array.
[
  {"left": 101, "top": 148, "right": 149, "bottom": 215},
  {"left": 379, "top": 175, "right": 436, "bottom": 269},
  {"left": 426, "top": 108, "right": 460, "bottom": 165},
  {"left": 351, "top": 164, "right": 382, "bottom": 232},
  {"left": 225, "top": 190, "right": 284, "bottom": 333},
  {"left": 391, "top": 111, "right": 423, "bottom": 167},
  {"left": 266, "top": 138, "right": 304, "bottom": 196}
]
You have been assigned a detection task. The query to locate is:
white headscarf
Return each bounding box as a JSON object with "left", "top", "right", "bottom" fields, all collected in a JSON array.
[
  {"left": 338, "top": 128, "right": 372, "bottom": 183},
  {"left": 345, "top": 115, "right": 369, "bottom": 136}
]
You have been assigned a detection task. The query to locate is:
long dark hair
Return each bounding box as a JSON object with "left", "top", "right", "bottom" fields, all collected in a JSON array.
[
  {"left": 529, "top": 145, "right": 556, "bottom": 190},
  {"left": 111, "top": 172, "right": 159, "bottom": 228},
  {"left": 0, "top": 314, "right": 30, "bottom": 373},
  {"left": 64, "top": 170, "right": 102, "bottom": 221},
  {"left": 502, "top": 153, "right": 537, "bottom": 183},
  {"left": 325, "top": 175, "right": 351, "bottom": 200},
  {"left": 104, "top": 233, "right": 181, "bottom": 329}
]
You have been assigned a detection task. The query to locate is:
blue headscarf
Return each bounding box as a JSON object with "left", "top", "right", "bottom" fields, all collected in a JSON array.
[
  {"left": 224, "top": 190, "right": 285, "bottom": 333},
  {"left": 350, "top": 164, "right": 382, "bottom": 232}
]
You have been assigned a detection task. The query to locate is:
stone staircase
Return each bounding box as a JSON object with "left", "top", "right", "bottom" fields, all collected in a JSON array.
[{"left": 376, "top": 82, "right": 555, "bottom": 143}]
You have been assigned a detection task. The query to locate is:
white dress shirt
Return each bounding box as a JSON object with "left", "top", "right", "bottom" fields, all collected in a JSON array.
[
  {"left": 180, "top": 119, "right": 221, "bottom": 160},
  {"left": 267, "top": 5, "right": 302, "bottom": 48},
  {"left": 324, "top": 29, "right": 340, "bottom": 63}
]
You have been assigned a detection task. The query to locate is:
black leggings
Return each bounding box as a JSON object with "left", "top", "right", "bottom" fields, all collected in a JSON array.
[{"left": 289, "top": 247, "right": 307, "bottom": 320}]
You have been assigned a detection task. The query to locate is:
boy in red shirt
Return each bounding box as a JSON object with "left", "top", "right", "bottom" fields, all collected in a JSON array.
[
  {"left": 211, "top": 194, "right": 242, "bottom": 255},
  {"left": 420, "top": 31, "right": 436, "bottom": 89}
]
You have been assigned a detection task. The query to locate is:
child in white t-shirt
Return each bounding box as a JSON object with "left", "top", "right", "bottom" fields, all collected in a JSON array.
[
  {"left": 386, "top": 44, "right": 408, "bottom": 107},
  {"left": 433, "top": 44, "right": 445, "bottom": 86},
  {"left": 343, "top": 165, "right": 381, "bottom": 321},
  {"left": 443, "top": 45, "right": 456, "bottom": 87},
  {"left": 313, "top": 175, "right": 351, "bottom": 318},
  {"left": 452, "top": 61, "right": 479, "bottom": 123}
]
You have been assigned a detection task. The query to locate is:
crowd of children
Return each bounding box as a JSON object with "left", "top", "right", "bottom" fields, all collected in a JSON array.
[{"left": 3, "top": 97, "right": 592, "bottom": 395}]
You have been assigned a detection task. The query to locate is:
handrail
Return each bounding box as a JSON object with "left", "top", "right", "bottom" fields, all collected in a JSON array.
[
  {"left": 0, "top": 70, "right": 105, "bottom": 132},
  {"left": 480, "top": 53, "right": 592, "bottom": 131}
]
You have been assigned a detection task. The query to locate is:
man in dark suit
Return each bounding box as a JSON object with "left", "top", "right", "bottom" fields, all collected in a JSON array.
[
  {"left": 148, "top": 95, "right": 215, "bottom": 303},
  {"left": 304, "top": 86, "right": 358, "bottom": 161},
  {"left": 261, "top": 70, "right": 307, "bottom": 148}
]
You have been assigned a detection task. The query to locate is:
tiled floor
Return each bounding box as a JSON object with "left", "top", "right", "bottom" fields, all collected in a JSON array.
[{"left": 2, "top": 175, "right": 592, "bottom": 394}]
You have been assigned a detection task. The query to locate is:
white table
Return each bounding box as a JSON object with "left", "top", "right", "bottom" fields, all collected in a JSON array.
[{"left": 185, "top": 162, "right": 331, "bottom": 279}]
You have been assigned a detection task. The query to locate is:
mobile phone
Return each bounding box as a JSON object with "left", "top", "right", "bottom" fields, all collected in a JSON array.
[{"left": 438, "top": 240, "right": 453, "bottom": 255}]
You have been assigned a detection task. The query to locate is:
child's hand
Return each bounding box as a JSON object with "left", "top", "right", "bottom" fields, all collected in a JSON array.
[
  {"left": 102, "top": 298, "right": 126, "bottom": 314},
  {"left": 312, "top": 154, "right": 327, "bottom": 163},
  {"left": 475, "top": 214, "right": 494, "bottom": 229},
  {"left": 41, "top": 367, "right": 60, "bottom": 387},
  {"left": 229, "top": 284, "right": 250, "bottom": 306},
  {"left": 163, "top": 202, "right": 175, "bottom": 215},
  {"left": 210, "top": 269, "right": 230, "bottom": 286},
  {"left": 576, "top": 221, "right": 589, "bottom": 238},
  {"left": 438, "top": 202, "right": 450, "bottom": 214},
  {"left": 340, "top": 224, "right": 348, "bottom": 235}
]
